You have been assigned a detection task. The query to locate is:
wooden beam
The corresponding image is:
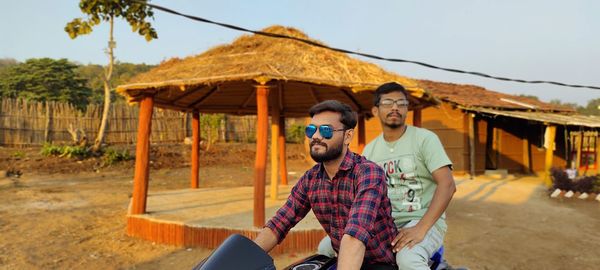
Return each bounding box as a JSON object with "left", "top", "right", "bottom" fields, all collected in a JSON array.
[
  {"left": 270, "top": 87, "right": 280, "bottom": 200},
  {"left": 170, "top": 85, "right": 203, "bottom": 105},
  {"left": 131, "top": 95, "right": 154, "bottom": 215},
  {"left": 596, "top": 132, "right": 600, "bottom": 174},
  {"left": 187, "top": 86, "right": 219, "bottom": 109},
  {"left": 357, "top": 114, "right": 366, "bottom": 154},
  {"left": 341, "top": 89, "right": 363, "bottom": 112},
  {"left": 522, "top": 132, "right": 531, "bottom": 174},
  {"left": 191, "top": 111, "right": 200, "bottom": 189},
  {"left": 413, "top": 108, "right": 422, "bottom": 127},
  {"left": 575, "top": 131, "right": 582, "bottom": 171},
  {"left": 469, "top": 114, "right": 476, "bottom": 179},
  {"left": 544, "top": 125, "right": 557, "bottom": 187},
  {"left": 279, "top": 116, "right": 288, "bottom": 185},
  {"left": 278, "top": 81, "right": 285, "bottom": 111},
  {"left": 254, "top": 84, "right": 270, "bottom": 227},
  {"left": 309, "top": 87, "right": 320, "bottom": 104}
]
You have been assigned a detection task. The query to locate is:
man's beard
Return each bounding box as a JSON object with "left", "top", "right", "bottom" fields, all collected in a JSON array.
[
  {"left": 384, "top": 122, "right": 404, "bottom": 129},
  {"left": 383, "top": 112, "right": 404, "bottom": 129},
  {"left": 310, "top": 139, "right": 344, "bottom": 163}
]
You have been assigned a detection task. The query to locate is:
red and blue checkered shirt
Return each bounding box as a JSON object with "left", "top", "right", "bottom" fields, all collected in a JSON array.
[{"left": 266, "top": 151, "right": 397, "bottom": 265}]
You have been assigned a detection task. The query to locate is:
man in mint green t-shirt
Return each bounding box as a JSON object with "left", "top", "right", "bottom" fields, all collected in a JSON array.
[{"left": 365, "top": 82, "right": 456, "bottom": 269}]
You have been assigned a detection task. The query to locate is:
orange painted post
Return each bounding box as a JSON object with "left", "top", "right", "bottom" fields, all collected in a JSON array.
[
  {"left": 413, "top": 108, "right": 422, "bottom": 127},
  {"left": 270, "top": 88, "right": 280, "bottom": 200},
  {"left": 544, "top": 125, "right": 557, "bottom": 187},
  {"left": 254, "top": 84, "right": 270, "bottom": 227},
  {"left": 357, "top": 114, "right": 366, "bottom": 154},
  {"left": 131, "top": 95, "right": 154, "bottom": 215},
  {"left": 279, "top": 116, "right": 288, "bottom": 185},
  {"left": 191, "top": 111, "right": 200, "bottom": 189}
]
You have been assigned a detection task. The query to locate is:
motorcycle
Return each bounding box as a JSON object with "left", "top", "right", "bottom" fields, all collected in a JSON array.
[{"left": 193, "top": 234, "right": 466, "bottom": 270}]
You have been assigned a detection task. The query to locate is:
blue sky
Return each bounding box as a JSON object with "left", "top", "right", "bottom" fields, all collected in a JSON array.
[{"left": 2, "top": 0, "right": 599, "bottom": 105}]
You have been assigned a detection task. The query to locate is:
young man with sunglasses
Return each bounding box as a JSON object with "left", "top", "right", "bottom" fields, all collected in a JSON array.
[
  {"left": 254, "top": 100, "right": 398, "bottom": 269},
  {"left": 366, "top": 82, "right": 456, "bottom": 269}
]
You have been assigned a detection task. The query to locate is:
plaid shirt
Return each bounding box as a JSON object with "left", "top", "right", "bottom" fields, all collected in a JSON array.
[{"left": 266, "top": 151, "right": 397, "bottom": 265}]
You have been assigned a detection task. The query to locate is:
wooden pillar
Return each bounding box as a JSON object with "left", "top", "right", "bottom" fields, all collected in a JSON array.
[
  {"left": 413, "top": 108, "right": 422, "bottom": 127},
  {"left": 596, "top": 133, "right": 600, "bottom": 174},
  {"left": 304, "top": 117, "right": 312, "bottom": 163},
  {"left": 575, "top": 131, "right": 583, "bottom": 172},
  {"left": 270, "top": 87, "right": 280, "bottom": 200},
  {"left": 544, "top": 125, "right": 557, "bottom": 187},
  {"left": 522, "top": 134, "right": 531, "bottom": 174},
  {"left": 468, "top": 114, "right": 476, "bottom": 179},
  {"left": 279, "top": 116, "right": 288, "bottom": 185},
  {"left": 254, "top": 84, "right": 269, "bottom": 227},
  {"left": 191, "top": 111, "right": 200, "bottom": 189},
  {"left": 131, "top": 95, "right": 154, "bottom": 215},
  {"left": 357, "top": 114, "right": 366, "bottom": 154}
]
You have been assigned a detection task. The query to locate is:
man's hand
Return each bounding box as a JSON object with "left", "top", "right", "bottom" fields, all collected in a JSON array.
[{"left": 391, "top": 223, "right": 427, "bottom": 252}]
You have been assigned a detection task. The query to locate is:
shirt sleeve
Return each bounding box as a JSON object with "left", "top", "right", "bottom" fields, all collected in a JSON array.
[
  {"left": 421, "top": 130, "right": 453, "bottom": 173},
  {"left": 343, "top": 163, "right": 386, "bottom": 246},
  {"left": 265, "top": 171, "right": 311, "bottom": 243}
]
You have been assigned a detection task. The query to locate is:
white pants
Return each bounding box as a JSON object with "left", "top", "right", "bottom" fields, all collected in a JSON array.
[{"left": 317, "top": 220, "right": 445, "bottom": 270}]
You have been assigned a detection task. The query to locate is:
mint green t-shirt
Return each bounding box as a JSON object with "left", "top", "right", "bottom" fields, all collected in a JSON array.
[{"left": 362, "top": 126, "right": 452, "bottom": 232}]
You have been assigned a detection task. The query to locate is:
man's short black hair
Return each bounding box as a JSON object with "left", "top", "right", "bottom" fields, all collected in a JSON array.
[
  {"left": 373, "top": 82, "right": 409, "bottom": 106},
  {"left": 309, "top": 100, "right": 357, "bottom": 129}
]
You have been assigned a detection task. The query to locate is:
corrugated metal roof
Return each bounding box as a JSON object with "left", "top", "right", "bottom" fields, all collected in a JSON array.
[{"left": 464, "top": 107, "right": 600, "bottom": 128}]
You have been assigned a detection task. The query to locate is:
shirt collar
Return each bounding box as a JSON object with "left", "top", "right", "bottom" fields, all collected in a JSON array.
[{"left": 316, "top": 150, "right": 355, "bottom": 178}]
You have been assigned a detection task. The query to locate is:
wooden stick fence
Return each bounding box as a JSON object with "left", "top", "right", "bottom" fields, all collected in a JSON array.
[{"left": 0, "top": 99, "right": 303, "bottom": 146}]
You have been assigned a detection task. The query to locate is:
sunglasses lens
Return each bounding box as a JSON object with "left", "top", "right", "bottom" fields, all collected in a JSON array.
[
  {"left": 319, "top": 125, "right": 333, "bottom": 139},
  {"left": 305, "top": 125, "right": 317, "bottom": 138}
]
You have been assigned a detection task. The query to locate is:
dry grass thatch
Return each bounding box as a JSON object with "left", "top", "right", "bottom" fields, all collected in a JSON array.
[{"left": 116, "top": 25, "right": 437, "bottom": 115}]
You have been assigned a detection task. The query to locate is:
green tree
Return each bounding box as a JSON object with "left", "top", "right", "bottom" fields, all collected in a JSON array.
[
  {"left": 0, "top": 58, "right": 91, "bottom": 109},
  {"left": 76, "top": 62, "right": 154, "bottom": 104},
  {"left": 65, "top": 0, "right": 157, "bottom": 151},
  {"left": 577, "top": 98, "right": 600, "bottom": 116},
  {"left": 549, "top": 99, "right": 580, "bottom": 111},
  {"left": 517, "top": 94, "right": 540, "bottom": 101}
]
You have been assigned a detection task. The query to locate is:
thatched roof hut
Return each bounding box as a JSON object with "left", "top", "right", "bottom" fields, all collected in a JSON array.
[
  {"left": 121, "top": 25, "right": 438, "bottom": 229},
  {"left": 117, "top": 25, "right": 437, "bottom": 116}
]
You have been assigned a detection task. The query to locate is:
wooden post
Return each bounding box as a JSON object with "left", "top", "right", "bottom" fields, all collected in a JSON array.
[
  {"left": 413, "top": 108, "right": 422, "bottom": 127},
  {"left": 131, "top": 95, "right": 154, "bottom": 215},
  {"left": 44, "top": 102, "right": 52, "bottom": 143},
  {"left": 575, "top": 131, "right": 582, "bottom": 172},
  {"left": 191, "top": 111, "right": 200, "bottom": 189},
  {"left": 596, "top": 133, "right": 600, "bottom": 174},
  {"left": 544, "top": 125, "right": 557, "bottom": 187},
  {"left": 254, "top": 84, "right": 270, "bottom": 227},
  {"left": 522, "top": 133, "right": 531, "bottom": 174},
  {"left": 357, "top": 114, "right": 366, "bottom": 154},
  {"left": 468, "top": 114, "right": 476, "bottom": 179},
  {"left": 270, "top": 87, "right": 280, "bottom": 200},
  {"left": 279, "top": 116, "right": 288, "bottom": 185}
]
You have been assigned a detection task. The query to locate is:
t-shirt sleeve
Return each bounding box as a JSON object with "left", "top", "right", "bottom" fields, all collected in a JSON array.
[{"left": 421, "top": 131, "right": 453, "bottom": 173}]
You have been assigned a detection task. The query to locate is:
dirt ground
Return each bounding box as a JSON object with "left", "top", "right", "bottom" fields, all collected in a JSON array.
[{"left": 1, "top": 143, "right": 599, "bottom": 269}]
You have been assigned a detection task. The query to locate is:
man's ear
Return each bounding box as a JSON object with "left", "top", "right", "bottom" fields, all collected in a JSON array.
[
  {"left": 371, "top": 106, "right": 379, "bottom": 117},
  {"left": 344, "top": 128, "right": 354, "bottom": 145}
]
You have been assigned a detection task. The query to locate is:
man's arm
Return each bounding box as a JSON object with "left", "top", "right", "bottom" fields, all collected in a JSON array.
[
  {"left": 343, "top": 163, "right": 388, "bottom": 267},
  {"left": 253, "top": 227, "right": 279, "bottom": 253},
  {"left": 254, "top": 172, "right": 312, "bottom": 252},
  {"left": 392, "top": 165, "right": 455, "bottom": 251},
  {"left": 337, "top": 234, "right": 366, "bottom": 270}
]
